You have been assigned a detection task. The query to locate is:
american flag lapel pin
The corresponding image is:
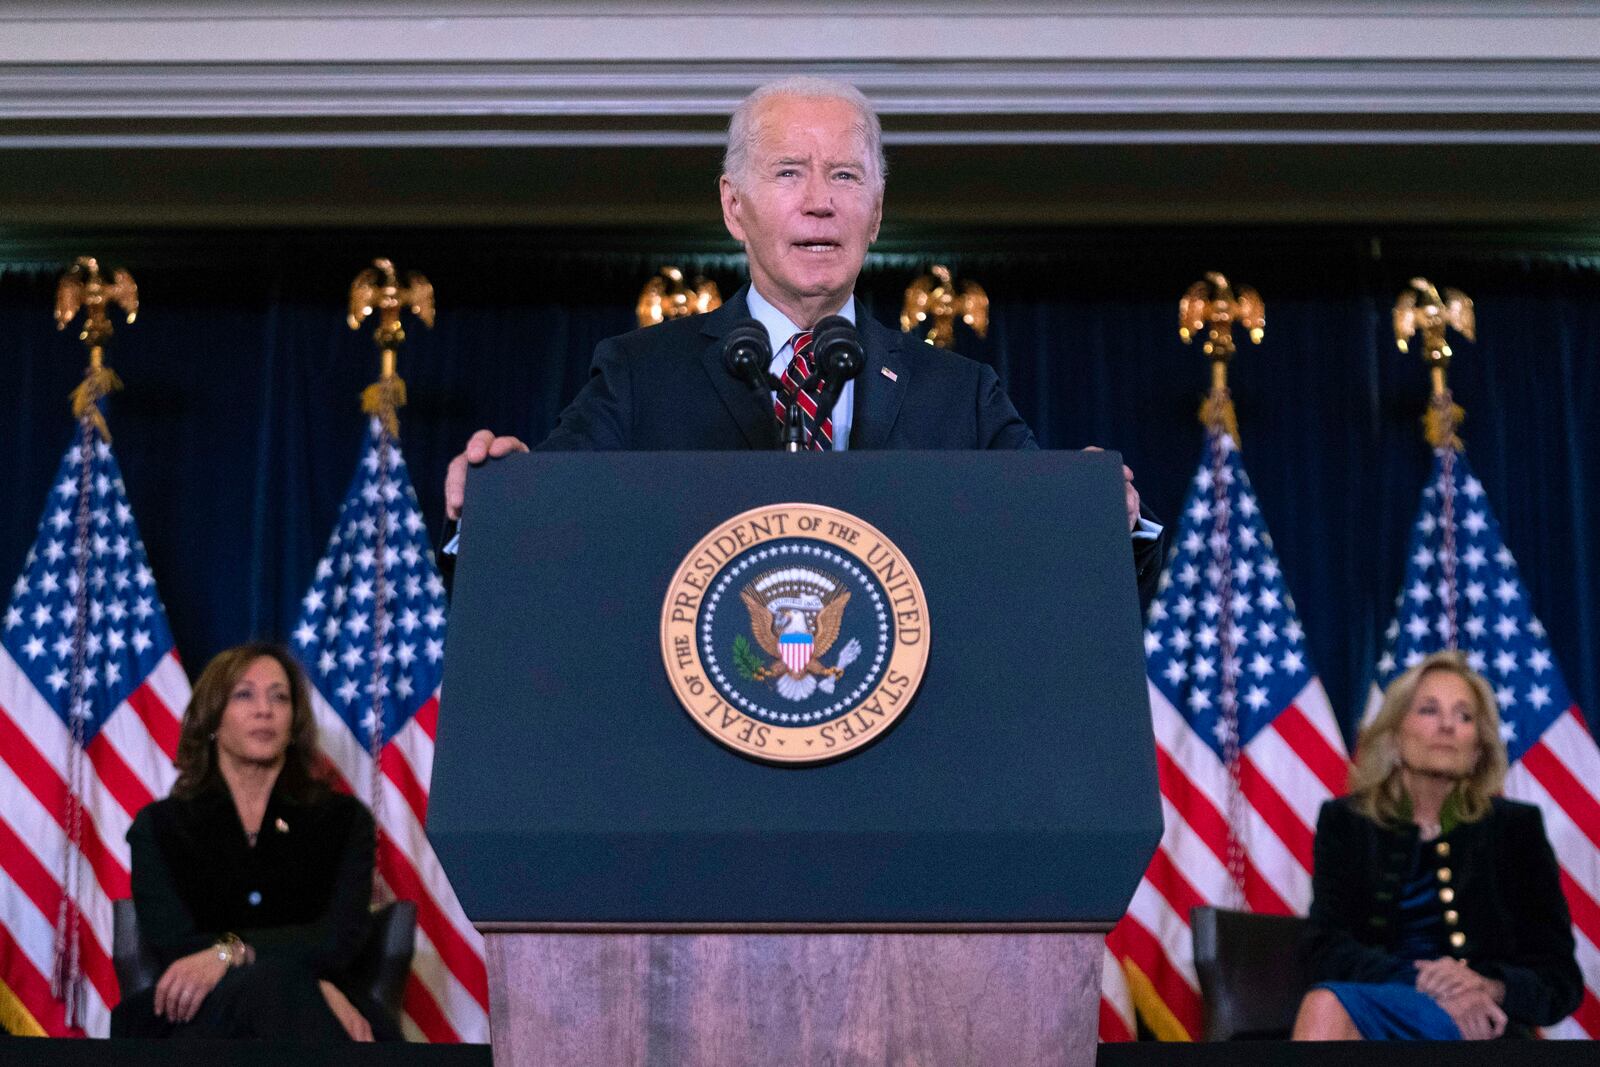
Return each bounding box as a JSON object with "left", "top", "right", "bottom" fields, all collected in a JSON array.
[{"left": 881, "top": 367, "right": 898, "bottom": 382}]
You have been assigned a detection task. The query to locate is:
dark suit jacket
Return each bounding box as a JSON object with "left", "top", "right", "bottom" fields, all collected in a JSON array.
[
  {"left": 114, "top": 781, "right": 399, "bottom": 1040},
  {"left": 537, "top": 288, "right": 1162, "bottom": 594},
  {"left": 1302, "top": 795, "right": 1582, "bottom": 1030},
  {"left": 539, "top": 289, "right": 1034, "bottom": 452},
  {"left": 126, "top": 781, "right": 374, "bottom": 981}
]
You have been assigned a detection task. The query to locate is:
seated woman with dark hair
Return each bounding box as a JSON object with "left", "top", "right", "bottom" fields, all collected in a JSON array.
[
  {"left": 111, "top": 643, "right": 397, "bottom": 1040},
  {"left": 1293, "top": 650, "right": 1582, "bottom": 1040}
]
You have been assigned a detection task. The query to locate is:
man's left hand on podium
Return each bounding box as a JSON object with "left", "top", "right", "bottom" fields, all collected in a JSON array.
[{"left": 1082, "top": 446, "right": 1143, "bottom": 534}]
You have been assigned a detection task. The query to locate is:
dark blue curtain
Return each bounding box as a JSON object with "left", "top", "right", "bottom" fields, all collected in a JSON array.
[{"left": 3, "top": 233, "right": 1596, "bottom": 748}]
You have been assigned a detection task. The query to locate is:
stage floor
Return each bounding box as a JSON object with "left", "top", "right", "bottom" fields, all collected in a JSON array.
[{"left": 2, "top": 1037, "right": 1593, "bottom": 1065}]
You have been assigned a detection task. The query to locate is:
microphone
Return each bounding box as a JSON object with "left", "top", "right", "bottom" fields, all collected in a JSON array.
[
  {"left": 810, "top": 316, "right": 865, "bottom": 383},
  {"left": 809, "top": 316, "right": 865, "bottom": 434},
  {"left": 722, "top": 319, "right": 773, "bottom": 393},
  {"left": 722, "top": 319, "right": 801, "bottom": 451}
]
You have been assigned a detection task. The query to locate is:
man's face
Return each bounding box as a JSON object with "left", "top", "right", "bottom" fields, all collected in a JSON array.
[{"left": 720, "top": 94, "right": 883, "bottom": 327}]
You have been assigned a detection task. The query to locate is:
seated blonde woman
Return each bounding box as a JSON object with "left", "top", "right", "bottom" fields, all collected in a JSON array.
[{"left": 1293, "top": 650, "right": 1581, "bottom": 1040}]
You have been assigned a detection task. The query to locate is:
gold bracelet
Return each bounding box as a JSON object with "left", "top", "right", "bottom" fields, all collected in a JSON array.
[{"left": 214, "top": 932, "right": 246, "bottom": 966}]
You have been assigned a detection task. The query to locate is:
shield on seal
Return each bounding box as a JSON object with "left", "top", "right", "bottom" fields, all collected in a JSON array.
[{"left": 780, "top": 632, "right": 813, "bottom": 675}]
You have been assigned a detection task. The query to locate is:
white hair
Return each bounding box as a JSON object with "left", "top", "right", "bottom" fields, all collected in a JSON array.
[{"left": 722, "top": 76, "right": 887, "bottom": 191}]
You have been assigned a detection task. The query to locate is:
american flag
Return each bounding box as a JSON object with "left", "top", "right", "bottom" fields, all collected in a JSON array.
[
  {"left": 0, "top": 429, "right": 190, "bottom": 1037},
  {"left": 1368, "top": 445, "right": 1600, "bottom": 1038},
  {"left": 290, "top": 418, "right": 488, "bottom": 1043},
  {"left": 1102, "top": 429, "right": 1350, "bottom": 1040}
]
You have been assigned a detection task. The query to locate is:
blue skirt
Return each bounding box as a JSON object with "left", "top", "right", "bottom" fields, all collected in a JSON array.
[{"left": 1317, "top": 981, "right": 1463, "bottom": 1040}]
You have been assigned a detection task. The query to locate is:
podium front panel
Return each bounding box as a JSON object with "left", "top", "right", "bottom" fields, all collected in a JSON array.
[{"left": 432, "top": 451, "right": 1158, "bottom": 923}]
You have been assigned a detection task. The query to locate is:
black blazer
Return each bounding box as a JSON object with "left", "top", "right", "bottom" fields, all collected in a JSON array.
[
  {"left": 127, "top": 781, "right": 375, "bottom": 983},
  {"left": 538, "top": 288, "right": 1163, "bottom": 594},
  {"left": 1302, "top": 795, "right": 1582, "bottom": 1029}
]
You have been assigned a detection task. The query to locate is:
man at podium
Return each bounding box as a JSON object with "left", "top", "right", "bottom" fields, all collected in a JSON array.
[{"left": 445, "top": 76, "right": 1162, "bottom": 593}]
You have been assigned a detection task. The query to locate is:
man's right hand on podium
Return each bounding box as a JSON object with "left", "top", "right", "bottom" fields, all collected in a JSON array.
[{"left": 445, "top": 429, "right": 528, "bottom": 520}]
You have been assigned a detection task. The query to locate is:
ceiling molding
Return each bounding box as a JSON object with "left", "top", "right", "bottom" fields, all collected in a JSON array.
[
  {"left": 3, "top": 2, "right": 1599, "bottom": 63},
  {"left": 5, "top": 60, "right": 1600, "bottom": 116},
  {"left": 2, "top": 60, "right": 1600, "bottom": 149},
  {"left": 3, "top": 3, "right": 1599, "bottom": 147},
  {"left": 2, "top": 3, "right": 1596, "bottom": 224}
]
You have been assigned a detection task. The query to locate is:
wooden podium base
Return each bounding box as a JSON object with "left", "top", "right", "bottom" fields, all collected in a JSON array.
[{"left": 481, "top": 925, "right": 1108, "bottom": 1067}]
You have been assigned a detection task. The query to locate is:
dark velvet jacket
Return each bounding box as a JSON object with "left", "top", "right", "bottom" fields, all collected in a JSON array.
[
  {"left": 127, "top": 779, "right": 375, "bottom": 984},
  {"left": 1302, "top": 795, "right": 1582, "bottom": 1029}
]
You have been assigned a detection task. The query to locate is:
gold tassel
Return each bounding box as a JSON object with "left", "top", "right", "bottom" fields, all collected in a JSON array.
[
  {"left": 1424, "top": 390, "right": 1465, "bottom": 451},
  {"left": 361, "top": 374, "right": 407, "bottom": 438},
  {"left": 1199, "top": 386, "right": 1240, "bottom": 445},
  {"left": 68, "top": 365, "right": 123, "bottom": 443}
]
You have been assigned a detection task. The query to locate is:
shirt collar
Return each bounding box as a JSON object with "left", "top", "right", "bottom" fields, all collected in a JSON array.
[{"left": 744, "top": 285, "right": 856, "bottom": 355}]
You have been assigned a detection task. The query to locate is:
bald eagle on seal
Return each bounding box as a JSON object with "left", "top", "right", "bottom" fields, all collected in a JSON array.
[{"left": 740, "top": 566, "right": 862, "bottom": 702}]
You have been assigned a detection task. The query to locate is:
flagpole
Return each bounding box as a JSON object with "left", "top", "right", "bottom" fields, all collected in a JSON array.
[
  {"left": 348, "top": 259, "right": 435, "bottom": 907},
  {"left": 49, "top": 257, "right": 139, "bottom": 1029},
  {"left": 1393, "top": 278, "right": 1476, "bottom": 652},
  {"left": 290, "top": 272, "right": 486, "bottom": 1037},
  {"left": 1179, "top": 272, "right": 1264, "bottom": 909}
]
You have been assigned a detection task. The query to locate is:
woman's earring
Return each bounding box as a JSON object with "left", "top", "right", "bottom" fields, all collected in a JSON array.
[{"left": 208, "top": 731, "right": 217, "bottom": 741}]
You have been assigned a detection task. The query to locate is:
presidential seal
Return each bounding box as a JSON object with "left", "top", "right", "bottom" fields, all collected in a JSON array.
[{"left": 661, "top": 504, "right": 929, "bottom": 763}]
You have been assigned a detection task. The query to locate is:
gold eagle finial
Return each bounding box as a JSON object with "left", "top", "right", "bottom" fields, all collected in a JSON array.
[
  {"left": 636, "top": 267, "right": 722, "bottom": 327},
  {"left": 348, "top": 257, "right": 434, "bottom": 337},
  {"left": 55, "top": 255, "right": 139, "bottom": 347},
  {"left": 1394, "top": 277, "right": 1474, "bottom": 450},
  {"left": 348, "top": 258, "right": 434, "bottom": 437},
  {"left": 1393, "top": 277, "right": 1474, "bottom": 369},
  {"left": 55, "top": 256, "right": 137, "bottom": 441},
  {"left": 1179, "top": 271, "right": 1264, "bottom": 361},
  {"left": 1179, "top": 272, "right": 1264, "bottom": 443},
  {"left": 901, "top": 264, "right": 988, "bottom": 349}
]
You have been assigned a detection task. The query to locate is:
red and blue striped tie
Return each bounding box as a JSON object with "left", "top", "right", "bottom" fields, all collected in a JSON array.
[{"left": 772, "top": 330, "right": 833, "bottom": 451}]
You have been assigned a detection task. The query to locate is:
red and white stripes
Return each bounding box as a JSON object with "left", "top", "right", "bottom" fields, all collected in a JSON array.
[
  {"left": 1504, "top": 706, "right": 1600, "bottom": 1038},
  {"left": 309, "top": 687, "right": 489, "bottom": 1043},
  {"left": 0, "top": 646, "right": 184, "bottom": 1037},
  {"left": 1104, "top": 678, "right": 1348, "bottom": 1040}
]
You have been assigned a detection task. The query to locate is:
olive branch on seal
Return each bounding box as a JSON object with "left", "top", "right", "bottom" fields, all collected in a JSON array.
[{"left": 732, "top": 635, "right": 764, "bottom": 681}]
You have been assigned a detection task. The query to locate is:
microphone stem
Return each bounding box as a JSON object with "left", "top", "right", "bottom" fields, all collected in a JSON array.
[
  {"left": 782, "top": 395, "right": 808, "bottom": 452},
  {"left": 813, "top": 384, "right": 843, "bottom": 433}
]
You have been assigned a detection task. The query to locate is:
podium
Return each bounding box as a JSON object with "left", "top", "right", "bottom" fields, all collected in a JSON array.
[{"left": 432, "top": 451, "right": 1159, "bottom": 1065}]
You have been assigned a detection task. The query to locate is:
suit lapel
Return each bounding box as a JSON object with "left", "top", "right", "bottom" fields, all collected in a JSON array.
[
  {"left": 849, "top": 298, "right": 908, "bottom": 450},
  {"left": 698, "top": 288, "right": 778, "bottom": 450}
]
